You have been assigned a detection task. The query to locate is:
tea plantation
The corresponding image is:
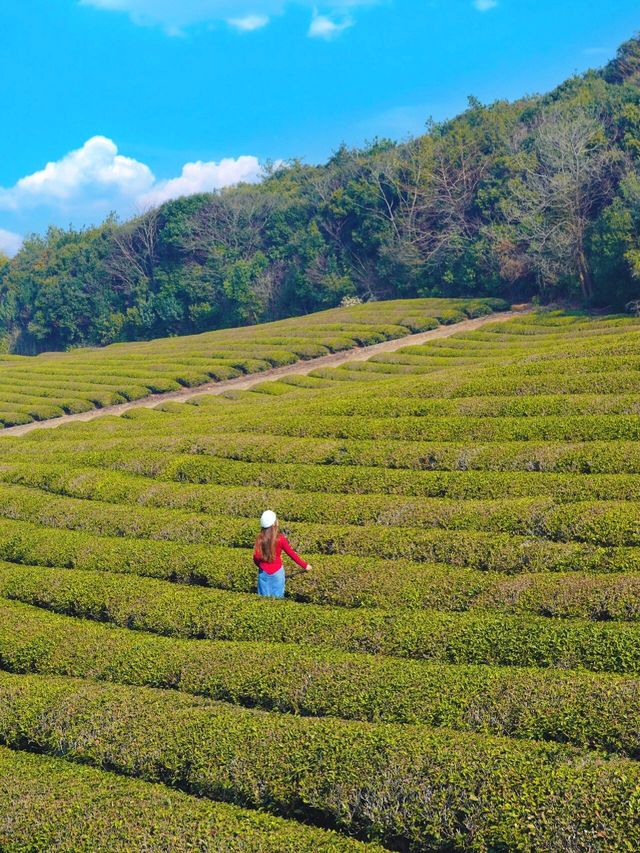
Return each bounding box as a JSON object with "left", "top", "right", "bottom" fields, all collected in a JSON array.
[
  {"left": 0, "top": 305, "right": 639, "bottom": 851},
  {"left": 0, "top": 297, "right": 503, "bottom": 428}
]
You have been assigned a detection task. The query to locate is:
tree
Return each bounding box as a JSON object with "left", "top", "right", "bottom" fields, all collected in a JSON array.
[
  {"left": 106, "top": 208, "right": 160, "bottom": 296},
  {"left": 1, "top": 36, "right": 640, "bottom": 351},
  {"left": 222, "top": 254, "right": 269, "bottom": 325},
  {"left": 503, "top": 109, "right": 621, "bottom": 299},
  {"left": 602, "top": 34, "right": 640, "bottom": 84}
]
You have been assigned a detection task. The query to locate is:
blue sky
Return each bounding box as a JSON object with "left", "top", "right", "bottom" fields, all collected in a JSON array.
[{"left": 0, "top": 0, "right": 638, "bottom": 254}]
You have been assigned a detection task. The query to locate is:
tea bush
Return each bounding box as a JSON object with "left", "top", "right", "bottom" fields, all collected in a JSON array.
[
  {"left": 0, "top": 298, "right": 495, "bottom": 425},
  {"left": 1, "top": 308, "right": 640, "bottom": 849},
  {"left": 3, "top": 565, "right": 640, "bottom": 673},
  {"left": 0, "top": 746, "right": 372, "bottom": 852},
  {"left": 1, "top": 599, "right": 638, "bottom": 755},
  {"left": 0, "top": 671, "right": 638, "bottom": 851}
]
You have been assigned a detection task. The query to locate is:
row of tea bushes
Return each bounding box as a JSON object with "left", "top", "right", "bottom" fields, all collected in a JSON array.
[
  {"left": 274, "top": 391, "right": 640, "bottom": 419},
  {"left": 1, "top": 598, "right": 638, "bottom": 756},
  {"left": 1, "top": 308, "right": 640, "bottom": 849},
  {"left": 21, "top": 419, "right": 640, "bottom": 474},
  {"left": 11, "top": 430, "right": 640, "bottom": 475},
  {"left": 0, "top": 671, "right": 637, "bottom": 852},
  {"left": 0, "top": 745, "right": 372, "bottom": 852},
  {"left": 317, "top": 368, "right": 640, "bottom": 397},
  {"left": 166, "top": 411, "right": 640, "bottom": 443},
  {"left": 5, "top": 467, "right": 640, "bottom": 547},
  {"left": 3, "top": 565, "right": 640, "bottom": 673},
  {"left": 8, "top": 455, "right": 640, "bottom": 502},
  {"left": 2, "top": 488, "right": 640, "bottom": 570},
  {"left": 0, "top": 298, "right": 503, "bottom": 427},
  {"left": 1, "top": 520, "right": 640, "bottom": 619}
]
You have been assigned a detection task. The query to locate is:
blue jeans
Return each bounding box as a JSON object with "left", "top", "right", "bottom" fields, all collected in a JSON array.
[{"left": 257, "top": 567, "right": 285, "bottom": 598}]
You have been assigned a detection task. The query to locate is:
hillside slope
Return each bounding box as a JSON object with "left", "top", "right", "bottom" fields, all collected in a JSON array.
[
  {"left": 0, "top": 297, "right": 504, "bottom": 429},
  {"left": 1, "top": 36, "right": 639, "bottom": 353},
  {"left": 0, "top": 303, "right": 524, "bottom": 436},
  {"left": 0, "top": 308, "right": 638, "bottom": 849}
]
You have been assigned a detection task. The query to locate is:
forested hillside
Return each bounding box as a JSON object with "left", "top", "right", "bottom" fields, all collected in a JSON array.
[{"left": 1, "top": 36, "right": 640, "bottom": 354}]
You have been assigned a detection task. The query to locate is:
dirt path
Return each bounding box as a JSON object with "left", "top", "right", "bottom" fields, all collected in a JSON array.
[{"left": 0, "top": 308, "right": 531, "bottom": 438}]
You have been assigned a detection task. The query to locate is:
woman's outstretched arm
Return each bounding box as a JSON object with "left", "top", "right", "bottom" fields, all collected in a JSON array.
[{"left": 280, "top": 536, "right": 310, "bottom": 569}]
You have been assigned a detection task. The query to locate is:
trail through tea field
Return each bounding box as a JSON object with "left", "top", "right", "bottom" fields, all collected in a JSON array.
[{"left": 0, "top": 308, "right": 528, "bottom": 437}]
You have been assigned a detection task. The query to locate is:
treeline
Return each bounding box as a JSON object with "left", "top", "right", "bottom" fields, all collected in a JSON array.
[{"left": 1, "top": 36, "right": 640, "bottom": 353}]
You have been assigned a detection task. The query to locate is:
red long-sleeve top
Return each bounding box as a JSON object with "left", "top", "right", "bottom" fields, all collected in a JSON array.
[{"left": 254, "top": 533, "right": 308, "bottom": 575}]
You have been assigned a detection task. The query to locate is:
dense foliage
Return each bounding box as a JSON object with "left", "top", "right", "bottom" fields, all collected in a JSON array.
[
  {"left": 2, "top": 599, "right": 639, "bottom": 755},
  {"left": 1, "top": 309, "right": 640, "bottom": 848},
  {"left": 0, "top": 746, "right": 371, "bottom": 852},
  {"left": 0, "top": 670, "right": 639, "bottom": 852},
  {"left": 2, "top": 37, "right": 640, "bottom": 353}
]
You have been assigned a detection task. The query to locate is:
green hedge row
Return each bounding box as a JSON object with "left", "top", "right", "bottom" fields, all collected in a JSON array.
[
  {"left": 334, "top": 360, "right": 450, "bottom": 376},
  {"left": 92, "top": 375, "right": 640, "bottom": 419},
  {"left": 2, "top": 364, "right": 184, "bottom": 383},
  {"left": 164, "top": 379, "right": 640, "bottom": 420},
  {"left": 0, "top": 671, "right": 637, "bottom": 851},
  {"left": 306, "top": 362, "right": 640, "bottom": 394},
  {"left": 40, "top": 384, "right": 640, "bottom": 452},
  {"left": 309, "top": 366, "right": 396, "bottom": 382},
  {"left": 286, "top": 391, "right": 640, "bottom": 420},
  {"left": 1, "top": 519, "right": 640, "bottom": 620},
  {"left": 368, "top": 352, "right": 480, "bottom": 367},
  {"left": 0, "top": 486, "right": 640, "bottom": 573},
  {"left": 347, "top": 361, "right": 640, "bottom": 390},
  {"left": 396, "top": 369, "right": 640, "bottom": 398},
  {"left": 0, "top": 483, "right": 630, "bottom": 567},
  {"left": 5, "top": 358, "right": 247, "bottom": 383},
  {"left": 0, "top": 497, "right": 639, "bottom": 576},
  {"left": 404, "top": 334, "right": 640, "bottom": 362},
  {"left": 0, "top": 412, "right": 32, "bottom": 427},
  {"left": 482, "top": 353, "right": 640, "bottom": 376},
  {"left": 173, "top": 412, "right": 640, "bottom": 443},
  {"left": 11, "top": 403, "right": 66, "bottom": 420},
  {"left": 3, "top": 565, "right": 640, "bottom": 673},
  {"left": 21, "top": 432, "right": 640, "bottom": 474},
  {"left": 10, "top": 431, "right": 640, "bottom": 483},
  {"left": 399, "top": 353, "right": 640, "bottom": 380},
  {"left": 0, "top": 376, "right": 137, "bottom": 396},
  {"left": 486, "top": 318, "right": 612, "bottom": 333},
  {"left": 7, "top": 465, "right": 640, "bottom": 549},
  {"left": 280, "top": 373, "right": 334, "bottom": 388},
  {"left": 7, "top": 454, "right": 640, "bottom": 503},
  {"left": 4, "top": 466, "right": 640, "bottom": 547},
  {"left": 452, "top": 324, "right": 639, "bottom": 344},
  {"left": 2, "top": 598, "right": 638, "bottom": 756},
  {"left": 0, "top": 745, "right": 371, "bottom": 852},
  {"left": 1, "top": 297, "right": 494, "bottom": 428},
  {"left": 0, "top": 372, "right": 152, "bottom": 399},
  {"left": 250, "top": 380, "right": 300, "bottom": 396},
  {"left": 135, "top": 453, "right": 640, "bottom": 501}
]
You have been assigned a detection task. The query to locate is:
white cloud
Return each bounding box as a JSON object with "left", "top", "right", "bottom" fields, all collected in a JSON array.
[
  {"left": 0, "top": 136, "right": 154, "bottom": 210},
  {"left": 80, "top": 0, "right": 375, "bottom": 35},
  {"left": 0, "top": 228, "right": 23, "bottom": 257},
  {"left": 473, "top": 0, "right": 497, "bottom": 10},
  {"left": 227, "top": 14, "right": 270, "bottom": 31},
  {"left": 0, "top": 138, "right": 265, "bottom": 232},
  {"left": 308, "top": 12, "right": 352, "bottom": 38},
  {"left": 138, "top": 156, "right": 263, "bottom": 207}
]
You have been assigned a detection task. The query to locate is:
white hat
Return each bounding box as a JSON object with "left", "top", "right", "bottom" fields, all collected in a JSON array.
[{"left": 260, "top": 510, "right": 277, "bottom": 529}]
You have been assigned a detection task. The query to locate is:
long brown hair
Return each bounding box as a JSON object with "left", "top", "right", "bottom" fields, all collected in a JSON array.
[{"left": 255, "top": 522, "right": 279, "bottom": 562}]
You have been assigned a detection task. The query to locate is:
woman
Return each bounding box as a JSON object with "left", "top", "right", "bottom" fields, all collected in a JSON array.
[{"left": 254, "top": 510, "right": 311, "bottom": 598}]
